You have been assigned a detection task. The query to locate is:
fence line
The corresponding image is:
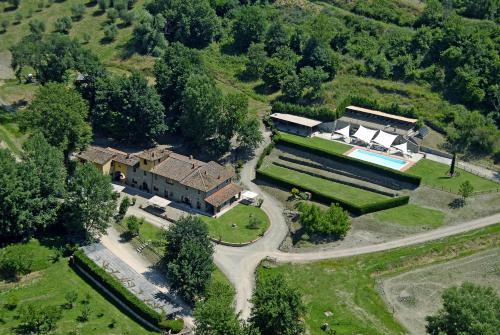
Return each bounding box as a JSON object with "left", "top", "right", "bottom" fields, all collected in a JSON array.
[{"left": 422, "top": 183, "right": 500, "bottom": 196}]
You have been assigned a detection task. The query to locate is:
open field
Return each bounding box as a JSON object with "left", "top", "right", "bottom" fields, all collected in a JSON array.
[
  {"left": 0, "top": 239, "right": 154, "bottom": 334},
  {"left": 259, "top": 164, "right": 389, "bottom": 205},
  {"left": 258, "top": 224, "right": 500, "bottom": 334},
  {"left": 201, "top": 204, "right": 270, "bottom": 244},
  {"left": 409, "top": 159, "right": 500, "bottom": 193},
  {"left": 380, "top": 247, "right": 500, "bottom": 335},
  {"left": 373, "top": 204, "right": 445, "bottom": 229}
]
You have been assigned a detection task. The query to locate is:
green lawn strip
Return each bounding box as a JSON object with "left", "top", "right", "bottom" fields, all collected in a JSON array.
[
  {"left": 201, "top": 204, "right": 270, "bottom": 244},
  {"left": 260, "top": 164, "right": 387, "bottom": 205},
  {"left": 257, "top": 224, "right": 500, "bottom": 335},
  {"left": 409, "top": 159, "right": 499, "bottom": 193},
  {"left": 0, "top": 242, "right": 155, "bottom": 334},
  {"left": 372, "top": 204, "right": 445, "bottom": 228},
  {"left": 278, "top": 132, "right": 352, "bottom": 155}
]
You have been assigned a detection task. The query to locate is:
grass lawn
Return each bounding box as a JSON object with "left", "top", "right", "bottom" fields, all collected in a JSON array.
[
  {"left": 409, "top": 159, "right": 499, "bottom": 193},
  {"left": 372, "top": 204, "right": 445, "bottom": 228},
  {"left": 0, "top": 107, "right": 27, "bottom": 155},
  {"left": 0, "top": 240, "right": 155, "bottom": 335},
  {"left": 257, "top": 224, "right": 500, "bottom": 335},
  {"left": 201, "top": 204, "right": 270, "bottom": 244},
  {"left": 279, "top": 132, "right": 352, "bottom": 155},
  {"left": 259, "top": 164, "right": 388, "bottom": 205}
]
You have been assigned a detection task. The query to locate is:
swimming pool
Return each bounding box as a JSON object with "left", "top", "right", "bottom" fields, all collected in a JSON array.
[{"left": 347, "top": 149, "right": 407, "bottom": 170}]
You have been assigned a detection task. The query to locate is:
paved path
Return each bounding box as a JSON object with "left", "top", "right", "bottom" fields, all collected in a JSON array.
[{"left": 425, "top": 153, "right": 500, "bottom": 182}]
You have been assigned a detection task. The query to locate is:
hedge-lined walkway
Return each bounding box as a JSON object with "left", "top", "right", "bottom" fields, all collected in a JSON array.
[
  {"left": 279, "top": 132, "right": 352, "bottom": 155},
  {"left": 81, "top": 244, "right": 184, "bottom": 316}
]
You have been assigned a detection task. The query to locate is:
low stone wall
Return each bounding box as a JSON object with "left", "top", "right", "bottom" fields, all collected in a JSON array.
[{"left": 420, "top": 146, "right": 453, "bottom": 159}]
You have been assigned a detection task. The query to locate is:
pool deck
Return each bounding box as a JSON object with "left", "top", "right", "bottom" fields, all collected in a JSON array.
[{"left": 313, "top": 132, "right": 422, "bottom": 171}]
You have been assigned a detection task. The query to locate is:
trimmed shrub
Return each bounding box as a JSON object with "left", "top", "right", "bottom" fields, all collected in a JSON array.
[
  {"left": 159, "top": 319, "right": 184, "bottom": 333},
  {"left": 272, "top": 101, "right": 336, "bottom": 122},
  {"left": 276, "top": 134, "right": 421, "bottom": 186},
  {"left": 256, "top": 169, "right": 409, "bottom": 215},
  {"left": 72, "top": 250, "right": 162, "bottom": 326},
  {"left": 256, "top": 142, "right": 275, "bottom": 170}
]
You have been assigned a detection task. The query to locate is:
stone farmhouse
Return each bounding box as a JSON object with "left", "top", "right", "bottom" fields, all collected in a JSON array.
[{"left": 76, "top": 146, "right": 241, "bottom": 215}]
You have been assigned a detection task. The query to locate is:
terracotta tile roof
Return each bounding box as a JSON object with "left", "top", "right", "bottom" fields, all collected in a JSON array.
[
  {"left": 204, "top": 183, "right": 242, "bottom": 207},
  {"left": 181, "top": 161, "right": 234, "bottom": 192},
  {"left": 136, "top": 147, "right": 172, "bottom": 161},
  {"left": 151, "top": 155, "right": 205, "bottom": 182},
  {"left": 103, "top": 147, "right": 140, "bottom": 166},
  {"left": 76, "top": 146, "right": 114, "bottom": 165}
]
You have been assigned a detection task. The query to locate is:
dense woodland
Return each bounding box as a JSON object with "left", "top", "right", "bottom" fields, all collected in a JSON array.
[{"left": 4, "top": 0, "right": 498, "bottom": 160}]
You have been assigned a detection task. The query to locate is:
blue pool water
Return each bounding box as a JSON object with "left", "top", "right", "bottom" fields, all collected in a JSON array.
[{"left": 348, "top": 149, "right": 407, "bottom": 170}]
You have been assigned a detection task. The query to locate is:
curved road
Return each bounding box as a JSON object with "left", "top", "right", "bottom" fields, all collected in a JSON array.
[{"left": 214, "top": 133, "right": 500, "bottom": 318}]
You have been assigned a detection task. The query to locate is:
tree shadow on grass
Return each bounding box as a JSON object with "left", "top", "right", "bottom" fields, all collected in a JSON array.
[
  {"left": 254, "top": 83, "right": 278, "bottom": 95},
  {"left": 448, "top": 198, "right": 465, "bottom": 209}
]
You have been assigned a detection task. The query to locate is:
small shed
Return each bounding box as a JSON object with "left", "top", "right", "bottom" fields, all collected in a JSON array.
[{"left": 270, "top": 113, "right": 322, "bottom": 137}]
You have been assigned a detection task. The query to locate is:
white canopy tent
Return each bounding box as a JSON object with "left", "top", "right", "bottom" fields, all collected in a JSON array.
[
  {"left": 334, "top": 125, "right": 350, "bottom": 138},
  {"left": 353, "top": 125, "right": 377, "bottom": 144},
  {"left": 372, "top": 130, "right": 398, "bottom": 149},
  {"left": 393, "top": 142, "right": 409, "bottom": 155},
  {"left": 147, "top": 196, "right": 171, "bottom": 209},
  {"left": 241, "top": 190, "right": 258, "bottom": 200}
]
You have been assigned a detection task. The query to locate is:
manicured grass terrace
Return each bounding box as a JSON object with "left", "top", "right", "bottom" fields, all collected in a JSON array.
[
  {"left": 373, "top": 204, "right": 445, "bottom": 228},
  {"left": 0, "top": 240, "right": 154, "bottom": 334},
  {"left": 278, "top": 132, "right": 352, "bottom": 155},
  {"left": 259, "top": 164, "right": 388, "bottom": 205},
  {"left": 257, "top": 224, "right": 500, "bottom": 335},
  {"left": 201, "top": 204, "right": 270, "bottom": 244},
  {"left": 408, "top": 159, "right": 499, "bottom": 193}
]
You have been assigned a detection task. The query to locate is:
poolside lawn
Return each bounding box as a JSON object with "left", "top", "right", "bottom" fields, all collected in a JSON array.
[
  {"left": 260, "top": 164, "right": 388, "bottom": 205},
  {"left": 0, "top": 240, "right": 154, "bottom": 335},
  {"left": 257, "top": 224, "right": 500, "bottom": 335},
  {"left": 201, "top": 204, "right": 270, "bottom": 244},
  {"left": 373, "top": 204, "right": 445, "bottom": 228},
  {"left": 278, "top": 132, "right": 352, "bottom": 154},
  {"left": 409, "top": 159, "right": 499, "bottom": 193}
]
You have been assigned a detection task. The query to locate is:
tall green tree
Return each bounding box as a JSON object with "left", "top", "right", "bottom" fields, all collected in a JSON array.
[
  {"left": 180, "top": 73, "right": 222, "bottom": 148},
  {"left": 426, "top": 282, "right": 500, "bottom": 335},
  {"left": 154, "top": 42, "right": 204, "bottom": 120},
  {"left": 162, "top": 216, "right": 214, "bottom": 303},
  {"left": 245, "top": 42, "right": 268, "bottom": 79},
  {"left": 250, "top": 274, "right": 305, "bottom": 335},
  {"left": 146, "top": 0, "right": 220, "bottom": 48},
  {"left": 65, "top": 163, "right": 117, "bottom": 241},
  {"left": 232, "top": 5, "right": 267, "bottom": 51},
  {"left": 93, "top": 71, "right": 166, "bottom": 144},
  {"left": 194, "top": 282, "right": 244, "bottom": 335},
  {"left": 0, "top": 134, "right": 66, "bottom": 239},
  {"left": 21, "top": 83, "right": 92, "bottom": 162},
  {"left": 265, "top": 21, "right": 289, "bottom": 56}
]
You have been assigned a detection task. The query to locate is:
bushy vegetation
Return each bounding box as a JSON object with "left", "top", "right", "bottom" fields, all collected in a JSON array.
[
  {"left": 295, "top": 202, "right": 351, "bottom": 238},
  {"left": 161, "top": 216, "right": 214, "bottom": 304},
  {"left": 426, "top": 282, "right": 500, "bottom": 335}
]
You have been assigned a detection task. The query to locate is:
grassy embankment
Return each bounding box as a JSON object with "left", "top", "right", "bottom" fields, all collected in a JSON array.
[
  {"left": 0, "top": 239, "right": 156, "bottom": 334},
  {"left": 409, "top": 159, "right": 499, "bottom": 193},
  {"left": 257, "top": 223, "right": 500, "bottom": 335},
  {"left": 201, "top": 204, "right": 270, "bottom": 244},
  {"left": 259, "top": 164, "right": 388, "bottom": 204}
]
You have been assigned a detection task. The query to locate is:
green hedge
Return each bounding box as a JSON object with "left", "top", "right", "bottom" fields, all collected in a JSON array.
[
  {"left": 338, "top": 95, "right": 418, "bottom": 119},
  {"left": 277, "top": 134, "right": 421, "bottom": 186},
  {"left": 256, "top": 132, "right": 281, "bottom": 170},
  {"left": 159, "top": 319, "right": 184, "bottom": 333},
  {"left": 72, "top": 250, "right": 162, "bottom": 327},
  {"left": 256, "top": 169, "right": 410, "bottom": 215},
  {"left": 271, "top": 101, "right": 336, "bottom": 122}
]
